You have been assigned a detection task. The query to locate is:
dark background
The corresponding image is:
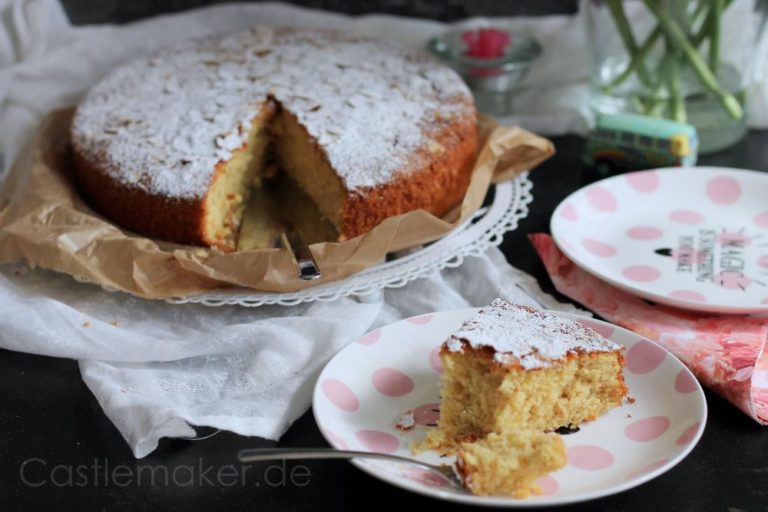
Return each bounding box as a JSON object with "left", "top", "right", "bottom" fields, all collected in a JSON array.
[
  {"left": 61, "top": 0, "right": 579, "bottom": 25},
  {"left": 4, "top": 1, "right": 768, "bottom": 512}
]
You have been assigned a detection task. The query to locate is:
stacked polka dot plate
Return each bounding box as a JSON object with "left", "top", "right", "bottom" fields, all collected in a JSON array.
[
  {"left": 551, "top": 167, "right": 768, "bottom": 314},
  {"left": 313, "top": 309, "right": 706, "bottom": 506}
]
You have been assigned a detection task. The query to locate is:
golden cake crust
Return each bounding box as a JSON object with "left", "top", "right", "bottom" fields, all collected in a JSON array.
[
  {"left": 73, "top": 149, "right": 206, "bottom": 246},
  {"left": 339, "top": 120, "right": 477, "bottom": 239}
]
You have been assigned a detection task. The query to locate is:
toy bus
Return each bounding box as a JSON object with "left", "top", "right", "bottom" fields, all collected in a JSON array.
[{"left": 584, "top": 113, "right": 699, "bottom": 176}]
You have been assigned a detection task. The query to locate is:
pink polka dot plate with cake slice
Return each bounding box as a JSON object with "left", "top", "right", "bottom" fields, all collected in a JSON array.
[
  {"left": 551, "top": 167, "right": 768, "bottom": 314},
  {"left": 312, "top": 309, "right": 707, "bottom": 506}
]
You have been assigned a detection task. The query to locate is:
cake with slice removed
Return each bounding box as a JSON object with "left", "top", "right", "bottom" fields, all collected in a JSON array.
[{"left": 70, "top": 27, "right": 477, "bottom": 252}]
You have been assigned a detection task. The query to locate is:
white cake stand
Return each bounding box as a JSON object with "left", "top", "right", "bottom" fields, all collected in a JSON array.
[{"left": 166, "top": 172, "right": 533, "bottom": 307}]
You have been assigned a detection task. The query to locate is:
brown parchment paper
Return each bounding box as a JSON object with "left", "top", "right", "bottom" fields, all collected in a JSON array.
[{"left": 0, "top": 108, "right": 554, "bottom": 299}]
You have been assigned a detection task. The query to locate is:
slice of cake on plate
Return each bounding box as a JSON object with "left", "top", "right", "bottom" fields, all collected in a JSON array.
[
  {"left": 423, "top": 299, "right": 627, "bottom": 454},
  {"left": 412, "top": 299, "right": 627, "bottom": 497}
]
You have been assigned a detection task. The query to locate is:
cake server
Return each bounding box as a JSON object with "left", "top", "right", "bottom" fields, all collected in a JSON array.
[{"left": 281, "top": 229, "right": 321, "bottom": 281}]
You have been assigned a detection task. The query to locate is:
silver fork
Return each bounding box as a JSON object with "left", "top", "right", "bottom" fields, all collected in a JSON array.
[{"left": 238, "top": 448, "right": 465, "bottom": 490}]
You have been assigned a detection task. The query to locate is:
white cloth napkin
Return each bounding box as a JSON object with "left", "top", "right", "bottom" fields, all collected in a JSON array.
[
  {"left": 1, "top": 252, "right": 578, "bottom": 458},
  {"left": 2, "top": 0, "right": 761, "bottom": 458}
]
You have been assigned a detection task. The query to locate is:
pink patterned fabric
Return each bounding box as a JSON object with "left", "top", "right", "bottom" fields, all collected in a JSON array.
[{"left": 530, "top": 233, "right": 768, "bottom": 424}]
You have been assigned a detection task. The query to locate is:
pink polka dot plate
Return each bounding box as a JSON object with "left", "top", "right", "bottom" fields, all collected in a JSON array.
[
  {"left": 551, "top": 167, "right": 768, "bottom": 314},
  {"left": 312, "top": 308, "right": 707, "bottom": 506}
]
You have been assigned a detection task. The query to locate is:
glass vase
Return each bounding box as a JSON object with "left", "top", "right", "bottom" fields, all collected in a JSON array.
[{"left": 585, "top": 0, "right": 768, "bottom": 154}]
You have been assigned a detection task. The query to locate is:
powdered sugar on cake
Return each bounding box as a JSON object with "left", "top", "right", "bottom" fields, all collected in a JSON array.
[
  {"left": 446, "top": 299, "right": 623, "bottom": 370},
  {"left": 71, "top": 27, "right": 473, "bottom": 199}
]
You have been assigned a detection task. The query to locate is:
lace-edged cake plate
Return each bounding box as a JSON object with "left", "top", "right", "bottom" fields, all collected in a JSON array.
[{"left": 165, "top": 172, "right": 532, "bottom": 307}]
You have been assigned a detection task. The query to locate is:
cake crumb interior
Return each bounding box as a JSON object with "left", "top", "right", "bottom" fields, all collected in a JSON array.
[
  {"left": 202, "top": 100, "right": 345, "bottom": 251},
  {"left": 422, "top": 348, "right": 626, "bottom": 454},
  {"left": 272, "top": 108, "right": 346, "bottom": 230},
  {"left": 457, "top": 430, "right": 566, "bottom": 498}
]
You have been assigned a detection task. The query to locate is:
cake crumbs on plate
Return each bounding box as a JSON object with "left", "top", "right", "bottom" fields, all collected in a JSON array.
[
  {"left": 110, "top": 320, "right": 119, "bottom": 327},
  {"left": 82, "top": 321, "right": 91, "bottom": 328},
  {"left": 395, "top": 411, "right": 416, "bottom": 432}
]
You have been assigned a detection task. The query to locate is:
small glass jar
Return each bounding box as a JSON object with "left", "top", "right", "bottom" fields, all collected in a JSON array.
[
  {"left": 427, "top": 24, "right": 542, "bottom": 116},
  {"left": 584, "top": 0, "right": 768, "bottom": 153}
]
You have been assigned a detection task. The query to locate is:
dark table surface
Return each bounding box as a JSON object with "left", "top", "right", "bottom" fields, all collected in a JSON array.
[{"left": 2, "top": 132, "right": 768, "bottom": 511}]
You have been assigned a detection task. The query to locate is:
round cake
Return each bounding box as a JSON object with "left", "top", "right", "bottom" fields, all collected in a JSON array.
[{"left": 71, "top": 27, "right": 478, "bottom": 252}]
